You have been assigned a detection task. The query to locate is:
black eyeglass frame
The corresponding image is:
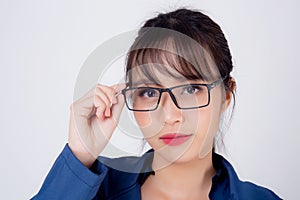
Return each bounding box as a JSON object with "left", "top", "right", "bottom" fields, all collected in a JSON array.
[{"left": 121, "top": 75, "right": 228, "bottom": 112}]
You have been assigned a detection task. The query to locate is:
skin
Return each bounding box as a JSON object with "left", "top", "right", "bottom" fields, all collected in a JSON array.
[
  {"left": 68, "top": 83, "right": 126, "bottom": 168},
  {"left": 68, "top": 64, "right": 234, "bottom": 199},
  {"left": 130, "top": 66, "right": 233, "bottom": 199}
]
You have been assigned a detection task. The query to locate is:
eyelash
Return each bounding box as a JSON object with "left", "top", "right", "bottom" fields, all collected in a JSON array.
[
  {"left": 182, "top": 85, "right": 203, "bottom": 94},
  {"left": 137, "top": 88, "right": 158, "bottom": 97},
  {"left": 136, "top": 85, "right": 204, "bottom": 98}
]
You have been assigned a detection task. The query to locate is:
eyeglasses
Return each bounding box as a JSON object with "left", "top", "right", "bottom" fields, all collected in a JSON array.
[{"left": 121, "top": 76, "right": 227, "bottom": 112}]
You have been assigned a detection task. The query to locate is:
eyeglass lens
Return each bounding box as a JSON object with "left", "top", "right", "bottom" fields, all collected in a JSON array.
[{"left": 124, "top": 84, "right": 209, "bottom": 111}]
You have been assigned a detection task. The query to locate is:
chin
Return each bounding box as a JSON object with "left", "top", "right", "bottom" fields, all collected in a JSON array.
[
  {"left": 153, "top": 145, "right": 206, "bottom": 167},
  {"left": 170, "top": 153, "right": 200, "bottom": 164}
]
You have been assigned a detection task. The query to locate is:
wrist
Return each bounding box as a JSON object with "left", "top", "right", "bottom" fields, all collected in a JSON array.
[{"left": 68, "top": 141, "right": 96, "bottom": 169}]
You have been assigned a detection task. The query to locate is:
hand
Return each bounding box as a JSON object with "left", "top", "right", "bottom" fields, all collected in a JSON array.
[{"left": 68, "top": 83, "right": 126, "bottom": 168}]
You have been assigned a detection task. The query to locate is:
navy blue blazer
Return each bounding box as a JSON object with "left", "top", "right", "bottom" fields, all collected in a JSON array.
[{"left": 31, "top": 144, "right": 282, "bottom": 199}]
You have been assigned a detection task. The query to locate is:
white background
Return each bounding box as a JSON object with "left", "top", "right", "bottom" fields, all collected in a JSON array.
[{"left": 0, "top": 0, "right": 299, "bottom": 199}]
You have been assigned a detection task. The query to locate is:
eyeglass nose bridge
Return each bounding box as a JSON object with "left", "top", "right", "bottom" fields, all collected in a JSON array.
[{"left": 157, "top": 88, "right": 181, "bottom": 109}]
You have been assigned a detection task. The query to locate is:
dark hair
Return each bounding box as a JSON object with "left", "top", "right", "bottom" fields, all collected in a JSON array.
[{"left": 125, "top": 8, "right": 236, "bottom": 150}]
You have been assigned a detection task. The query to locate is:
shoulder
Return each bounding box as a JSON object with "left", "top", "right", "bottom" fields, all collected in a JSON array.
[
  {"left": 236, "top": 180, "right": 282, "bottom": 200},
  {"left": 94, "top": 150, "right": 154, "bottom": 199},
  {"left": 212, "top": 153, "right": 283, "bottom": 200}
]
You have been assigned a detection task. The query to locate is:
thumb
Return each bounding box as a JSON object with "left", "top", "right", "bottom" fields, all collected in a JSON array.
[
  {"left": 111, "top": 91, "right": 125, "bottom": 123},
  {"left": 110, "top": 83, "right": 127, "bottom": 122}
]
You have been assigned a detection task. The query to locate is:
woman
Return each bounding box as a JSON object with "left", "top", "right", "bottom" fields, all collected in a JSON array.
[{"left": 32, "top": 8, "right": 282, "bottom": 199}]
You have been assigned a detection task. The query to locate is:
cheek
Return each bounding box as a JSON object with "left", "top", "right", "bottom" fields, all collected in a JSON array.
[
  {"left": 196, "top": 89, "right": 224, "bottom": 157},
  {"left": 185, "top": 88, "right": 224, "bottom": 135},
  {"left": 134, "top": 111, "right": 164, "bottom": 139},
  {"left": 206, "top": 91, "right": 224, "bottom": 135},
  {"left": 134, "top": 112, "right": 151, "bottom": 128},
  {"left": 186, "top": 106, "right": 213, "bottom": 138}
]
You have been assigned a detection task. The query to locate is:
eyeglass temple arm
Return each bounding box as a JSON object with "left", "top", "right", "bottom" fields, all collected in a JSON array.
[
  {"left": 115, "top": 82, "right": 129, "bottom": 97},
  {"left": 210, "top": 75, "right": 228, "bottom": 88}
]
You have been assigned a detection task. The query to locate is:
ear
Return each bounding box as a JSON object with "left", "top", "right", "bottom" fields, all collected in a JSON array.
[
  {"left": 222, "top": 91, "right": 232, "bottom": 112},
  {"left": 221, "top": 77, "right": 236, "bottom": 113}
]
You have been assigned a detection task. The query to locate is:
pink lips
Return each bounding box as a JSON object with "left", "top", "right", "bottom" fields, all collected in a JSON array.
[{"left": 159, "top": 133, "right": 192, "bottom": 146}]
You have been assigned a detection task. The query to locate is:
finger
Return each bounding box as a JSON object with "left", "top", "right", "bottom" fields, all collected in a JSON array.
[
  {"left": 96, "top": 106, "right": 104, "bottom": 120},
  {"left": 94, "top": 96, "right": 106, "bottom": 119},
  {"left": 112, "top": 83, "right": 127, "bottom": 95},
  {"left": 94, "top": 87, "right": 112, "bottom": 117},
  {"left": 101, "top": 83, "right": 127, "bottom": 103},
  {"left": 72, "top": 83, "right": 127, "bottom": 119},
  {"left": 96, "top": 84, "right": 118, "bottom": 105},
  {"left": 73, "top": 83, "right": 126, "bottom": 108},
  {"left": 110, "top": 92, "right": 125, "bottom": 123},
  {"left": 71, "top": 94, "right": 95, "bottom": 119},
  {"left": 76, "top": 84, "right": 100, "bottom": 103},
  {"left": 97, "top": 83, "right": 127, "bottom": 117}
]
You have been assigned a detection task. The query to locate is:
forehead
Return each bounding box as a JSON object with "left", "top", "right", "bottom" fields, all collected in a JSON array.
[
  {"left": 130, "top": 64, "right": 206, "bottom": 87},
  {"left": 126, "top": 27, "right": 221, "bottom": 86},
  {"left": 126, "top": 47, "right": 221, "bottom": 88}
]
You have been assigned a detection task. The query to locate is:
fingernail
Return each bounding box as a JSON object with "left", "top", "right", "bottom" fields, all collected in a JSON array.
[
  {"left": 105, "top": 109, "right": 110, "bottom": 117},
  {"left": 115, "top": 83, "right": 126, "bottom": 92}
]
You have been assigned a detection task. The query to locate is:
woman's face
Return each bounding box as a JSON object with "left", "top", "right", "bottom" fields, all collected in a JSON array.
[{"left": 130, "top": 64, "right": 230, "bottom": 167}]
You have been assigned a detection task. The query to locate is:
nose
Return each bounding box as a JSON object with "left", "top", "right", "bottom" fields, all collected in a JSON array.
[{"left": 158, "top": 92, "right": 184, "bottom": 125}]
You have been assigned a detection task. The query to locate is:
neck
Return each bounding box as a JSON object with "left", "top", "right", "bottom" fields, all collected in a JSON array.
[{"left": 147, "top": 151, "right": 216, "bottom": 199}]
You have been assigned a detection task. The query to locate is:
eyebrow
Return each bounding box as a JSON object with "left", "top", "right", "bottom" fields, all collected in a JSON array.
[
  {"left": 131, "top": 77, "right": 205, "bottom": 87},
  {"left": 131, "top": 79, "right": 162, "bottom": 87}
]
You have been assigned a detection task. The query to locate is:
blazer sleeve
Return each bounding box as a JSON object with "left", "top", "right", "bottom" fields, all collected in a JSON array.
[{"left": 31, "top": 144, "right": 108, "bottom": 200}]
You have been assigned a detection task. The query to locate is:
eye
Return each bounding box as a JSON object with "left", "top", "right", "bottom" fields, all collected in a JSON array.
[
  {"left": 182, "top": 85, "right": 202, "bottom": 95},
  {"left": 137, "top": 88, "right": 159, "bottom": 98}
]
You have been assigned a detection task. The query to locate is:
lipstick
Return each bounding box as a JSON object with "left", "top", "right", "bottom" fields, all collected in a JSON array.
[{"left": 159, "top": 133, "right": 192, "bottom": 146}]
